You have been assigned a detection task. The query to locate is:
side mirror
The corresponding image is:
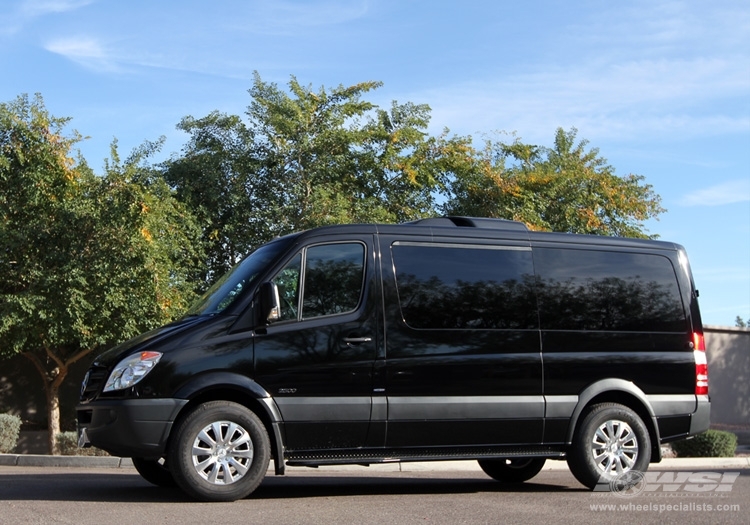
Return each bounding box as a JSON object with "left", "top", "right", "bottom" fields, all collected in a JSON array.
[{"left": 259, "top": 281, "right": 281, "bottom": 323}]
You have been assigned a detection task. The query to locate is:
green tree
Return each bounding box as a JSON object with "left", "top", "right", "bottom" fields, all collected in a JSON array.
[
  {"left": 0, "top": 94, "right": 203, "bottom": 453},
  {"left": 736, "top": 316, "right": 749, "bottom": 328},
  {"left": 246, "top": 72, "right": 387, "bottom": 233},
  {"left": 164, "top": 72, "right": 465, "bottom": 283},
  {"left": 164, "top": 111, "right": 263, "bottom": 283},
  {"left": 443, "top": 128, "right": 665, "bottom": 238}
]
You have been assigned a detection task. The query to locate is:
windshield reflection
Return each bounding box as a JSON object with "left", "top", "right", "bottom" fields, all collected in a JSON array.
[{"left": 186, "top": 237, "right": 295, "bottom": 316}]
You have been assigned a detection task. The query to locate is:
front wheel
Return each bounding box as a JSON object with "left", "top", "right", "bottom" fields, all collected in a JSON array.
[
  {"left": 567, "top": 403, "right": 651, "bottom": 489},
  {"left": 168, "top": 401, "right": 271, "bottom": 502},
  {"left": 478, "top": 457, "right": 547, "bottom": 483}
]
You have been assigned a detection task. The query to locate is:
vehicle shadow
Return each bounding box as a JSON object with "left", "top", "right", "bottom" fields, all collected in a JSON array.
[
  {"left": 0, "top": 470, "right": 583, "bottom": 503},
  {"left": 253, "top": 473, "right": 582, "bottom": 500}
]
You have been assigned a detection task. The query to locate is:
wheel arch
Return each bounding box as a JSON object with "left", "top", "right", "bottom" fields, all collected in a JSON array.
[
  {"left": 565, "top": 379, "right": 662, "bottom": 463},
  {"left": 170, "top": 372, "right": 286, "bottom": 474}
]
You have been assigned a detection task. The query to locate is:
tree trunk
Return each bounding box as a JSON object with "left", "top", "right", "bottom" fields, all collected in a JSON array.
[
  {"left": 45, "top": 380, "right": 62, "bottom": 455},
  {"left": 45, "top": 360, "right": 70, "bottom": 455},
  {"left": 23, "top": 351, "right": 70, "bottom": 455}
]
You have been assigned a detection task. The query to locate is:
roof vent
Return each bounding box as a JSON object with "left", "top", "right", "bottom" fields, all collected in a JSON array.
[{"left": 409, "top": 216, "right": 528, "bottom": 231}]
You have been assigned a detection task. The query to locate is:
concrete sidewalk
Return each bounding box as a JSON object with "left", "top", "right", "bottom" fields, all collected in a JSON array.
[{"left": 1, "top": 453, "right": 748, "bottom": 471}]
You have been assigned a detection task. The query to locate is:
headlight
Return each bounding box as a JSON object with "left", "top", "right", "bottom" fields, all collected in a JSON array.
[{"left": 103, "top": 351, "right": 163, "bottom": 392}]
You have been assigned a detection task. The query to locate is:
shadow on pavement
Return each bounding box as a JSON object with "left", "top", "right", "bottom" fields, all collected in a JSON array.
[{"left": 0, "top": 470, "right": 584, "bottom": 503}]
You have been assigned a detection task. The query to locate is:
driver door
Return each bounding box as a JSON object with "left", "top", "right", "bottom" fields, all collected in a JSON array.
[{"left": 253, "top": 237, "right": 380, "bottom": 451}]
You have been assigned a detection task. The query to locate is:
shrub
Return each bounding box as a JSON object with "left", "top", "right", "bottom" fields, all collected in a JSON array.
[
  {"left": 56, "top": 432, "right": 110, "bottom": 456},
  {"left": 671, "top": 430, "right": 737, "bottom": 458},
  {"left": 0, "top": 413, "right": 22, "bottom": 453}
]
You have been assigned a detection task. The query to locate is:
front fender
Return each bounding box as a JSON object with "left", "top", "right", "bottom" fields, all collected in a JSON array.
[
  {"left": 172, "top": 371, "right": 287, "bottom": 474},
  {"left": 173, "top": 371, "right": 282, "bottom": 422}
]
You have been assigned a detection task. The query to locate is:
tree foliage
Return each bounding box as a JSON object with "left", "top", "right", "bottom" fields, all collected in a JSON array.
[
  {"left": 443, "top": 127, "right": 665, "bottom": 238},
  {"left": 163, "top": 111, "right": 260, "bottom": 283},
  {"left": 164, "top": 72, "right": 471, "bottom": 284},
  {"left": 0, "top": 94, "right": 202, "bottom": 452}
]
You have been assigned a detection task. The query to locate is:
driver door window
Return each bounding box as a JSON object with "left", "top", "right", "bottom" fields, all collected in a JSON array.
[{"left": 272, "top": 242, "right": 365, "bottom": 322}]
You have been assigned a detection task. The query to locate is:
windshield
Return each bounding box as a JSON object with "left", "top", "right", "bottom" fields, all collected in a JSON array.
[{"left": 186, "top": 237, "right": 295, "bottom": 316}]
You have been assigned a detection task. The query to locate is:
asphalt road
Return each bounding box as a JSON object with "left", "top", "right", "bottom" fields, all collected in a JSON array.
[{"left": 0, "top": 465, "right": 747, "bottom": 525}]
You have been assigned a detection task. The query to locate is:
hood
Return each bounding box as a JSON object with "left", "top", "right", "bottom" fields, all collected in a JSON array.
[{"left": 91, "top": 315, "right": 210, "bottom": 368}]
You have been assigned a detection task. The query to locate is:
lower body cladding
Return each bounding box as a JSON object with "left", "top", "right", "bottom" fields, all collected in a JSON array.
[
  {"left": 651, "top": 394, "right": 711, "bottom": 441},
  {"left": 383, "top": 396, "right": 544, "bottom": 447},
  {"left": 278, "top": 395, "right": 563, "bottom": 466},
  {"left": 75, "top": 392, "right": 709, "bottom": 462},
  {"left": 276, "top": 395, "right": 545, "bottom": 451},
  {"left": 544, "top": 393, "right": 710, "bottom": 448},
  {"left": 277, "top": 393, "right": 709, "bottom": 452},
  {"left": 76, "top": 398, "right": 188, "bottom": 457}
]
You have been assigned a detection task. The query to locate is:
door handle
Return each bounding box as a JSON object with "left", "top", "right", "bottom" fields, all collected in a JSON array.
[{"left": 342, "top": 336, "right": 372, "bottom": 347}]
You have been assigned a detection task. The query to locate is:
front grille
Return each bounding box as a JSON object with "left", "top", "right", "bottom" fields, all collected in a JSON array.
[{"left": 79, "top": 366, "right": 108, "bottom": 402}]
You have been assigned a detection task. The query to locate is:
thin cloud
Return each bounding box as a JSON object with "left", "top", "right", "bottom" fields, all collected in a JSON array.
[
  {"left": 247, "top": 0, "right": 370, "bottom": 34},
  {"left": 682, "top": 180, "right": 750, "bottom": 207},
  {"left": 44, "top": 36, "right": 123, "bottom": 72},
  {"left": 402, "top": 1, "right": 749, "bottom": 142},
  {"left": 20, "top": 0, "right": 94, "bottom": 17},
  {"left": 568, "top": 1, "right": 750, "bottom": 59},
  {"left": 43, "top": 35, "right": 258, "bottom": 78},
  {"left": 37, "top": 0, "right": 371, "bottom": 77},
  {"left": 415, "top": 57, "right": 750, "bottom": 143},
  {"left": 2, "top": 0, "right": 94, "bottom": 37}
]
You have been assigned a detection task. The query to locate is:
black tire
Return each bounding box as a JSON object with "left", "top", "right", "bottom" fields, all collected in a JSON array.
[
  {"left": 167, "top": 401, "right": 271, "bottom": 502},
  {"left": 478, "top": 458, "right": 547, "bottom": 483},
  {"left": 566, "top": 403, "right": 651, "bottom": 490},
  {"left": 132, "top": 457, "right": 176, "bottom": 487}
]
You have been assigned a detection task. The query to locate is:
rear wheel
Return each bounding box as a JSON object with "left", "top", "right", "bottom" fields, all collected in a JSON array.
[
  {"left": 478, "top": 457, "right": 547, "bottom": 483},
  {"left": 567, "top": 403, "right": 651, "bottom": 489},
  {"left": 168, "top": 401, "right": 271, "bottom": 502},
  {"left": 132, "top": 457, "right": 175, "bottom": 487}
]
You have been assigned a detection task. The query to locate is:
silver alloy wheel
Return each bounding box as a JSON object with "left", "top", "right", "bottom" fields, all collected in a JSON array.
[
  {"left": 590, "top": 419, "right": 638, "bottom": 475},
  {"left": 191, "top": 420, "right": 254, "bottom": 485}
]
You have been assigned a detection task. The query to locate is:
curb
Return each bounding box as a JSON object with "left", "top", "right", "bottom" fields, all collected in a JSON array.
[
  {"left": 1, "top": 454, "right": 748, "bottom": 471},
  {"left": 0, "top": 454, "right": 133, "bottom": 469}
]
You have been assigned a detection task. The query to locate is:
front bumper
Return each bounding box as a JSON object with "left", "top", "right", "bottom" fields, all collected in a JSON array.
[{"left": 76, "top": 398, "right": 188, "bottom": 458}]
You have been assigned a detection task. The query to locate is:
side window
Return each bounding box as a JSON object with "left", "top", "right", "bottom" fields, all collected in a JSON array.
[
  {"left": 534, "top": 248, "right": 687, "bottom": 332},
  {"left": 271, "top": 242, "right": 366, "bottom": 322},
  {"left": 392, "top": 243, "right": 537, "bottom": 330},
  {"left": 273, "top": 254, "right": 301, "bottom": 321},
  {"left": 303, "top": 243, "right": 365, "bottom": 319}
]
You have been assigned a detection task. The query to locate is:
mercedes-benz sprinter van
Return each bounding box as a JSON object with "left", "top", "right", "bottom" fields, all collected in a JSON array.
[{"left": 77, "top": 217, "right": 709, "bottom": 501}]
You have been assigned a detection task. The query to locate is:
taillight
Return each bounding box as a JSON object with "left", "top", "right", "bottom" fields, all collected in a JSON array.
[{"left": 692, "top": 332, "right": 708, "bottom": 395}]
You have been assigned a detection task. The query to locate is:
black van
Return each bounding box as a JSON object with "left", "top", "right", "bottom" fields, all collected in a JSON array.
[{"left": 77, "top": 217, "right": 710, "bottom": 501}]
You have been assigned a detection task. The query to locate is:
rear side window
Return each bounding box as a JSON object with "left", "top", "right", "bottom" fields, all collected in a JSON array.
[
  {"left": 534, "top": 248, "right": 686, "bottom": 332},
  {"left": 272, "top": 242, "right": 366, "bottom": 321},
  {"left": 391, "top": 243, "right": 537, "bottom": 329}
]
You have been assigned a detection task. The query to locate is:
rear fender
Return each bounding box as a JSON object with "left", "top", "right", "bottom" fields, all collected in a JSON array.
[{"left": 565, "top": 379, "right": 662, "bottom": 462}]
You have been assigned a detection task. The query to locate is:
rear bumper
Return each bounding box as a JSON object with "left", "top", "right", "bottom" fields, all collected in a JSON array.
[
  {"left": 689, "top": 395, "right": 711, "bottom": 435},
  {"left": 76, "top": 398, "right": 188, "bottom": 458}
]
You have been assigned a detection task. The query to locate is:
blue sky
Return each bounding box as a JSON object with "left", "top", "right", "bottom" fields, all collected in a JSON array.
[{"left": 1, "top": 0, "right": 748, "bottom": 326}]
